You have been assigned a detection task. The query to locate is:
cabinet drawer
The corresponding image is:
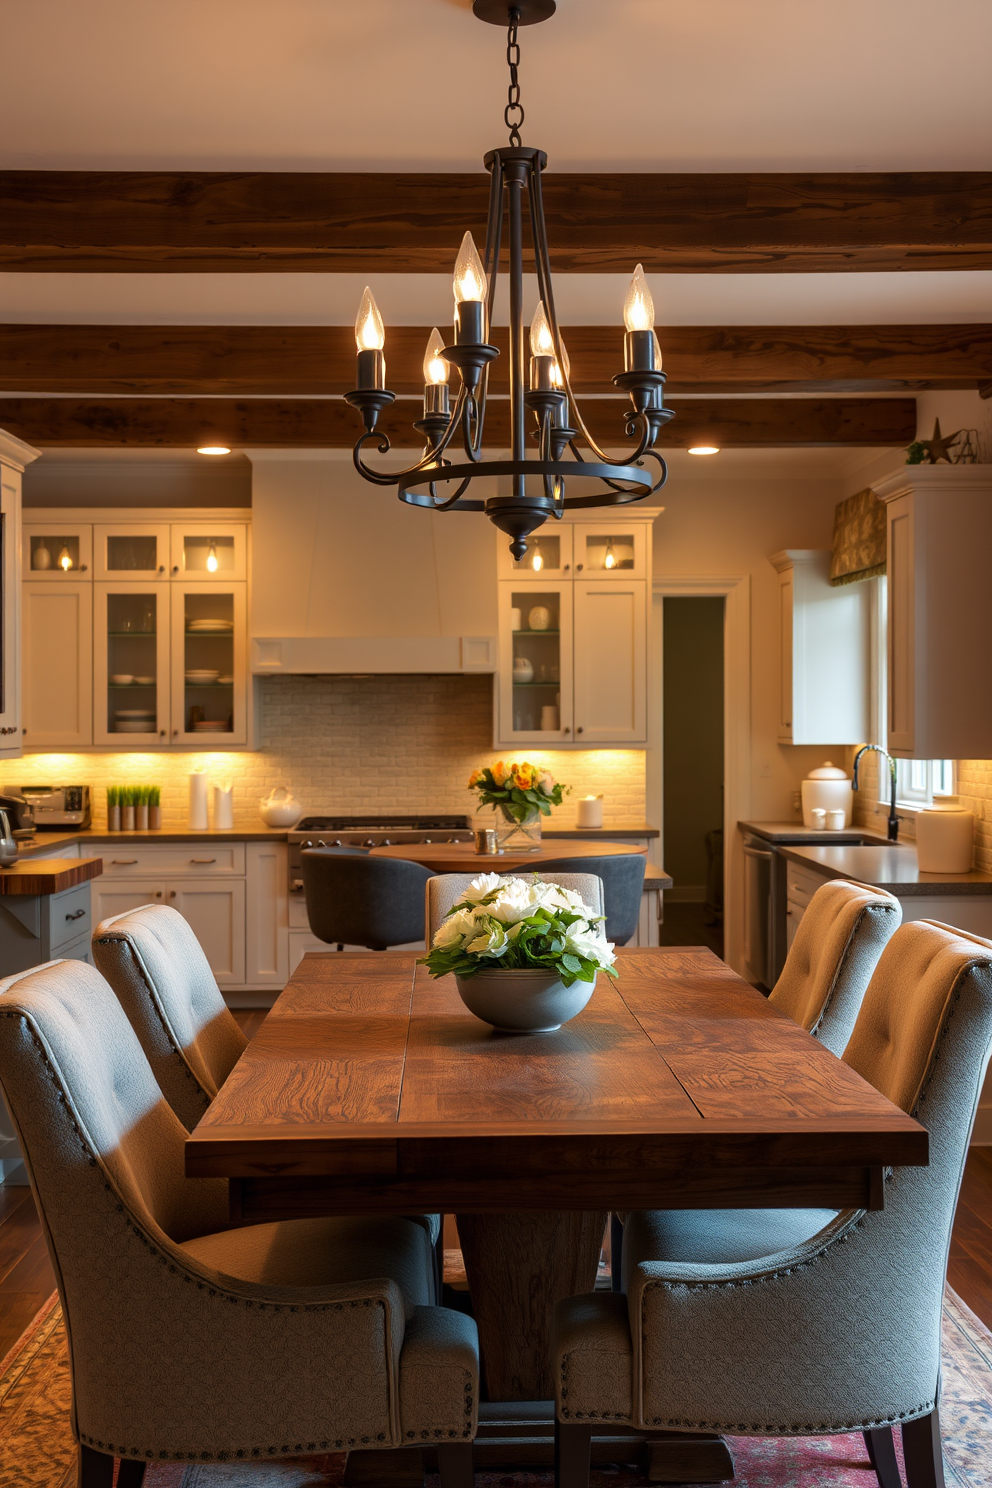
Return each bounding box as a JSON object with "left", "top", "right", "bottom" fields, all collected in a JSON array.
[
  {"left": 56, "top": 929, "right": 95, "bottom": 967},
  {"left": 784, "top": 864, "right": 829, "bottom": 909},
  {"left": 100, "top": 844, "right": 245, "bottom": 876},
  {"left": 49, "top": 883, "right": 92, "bottom": 954}
]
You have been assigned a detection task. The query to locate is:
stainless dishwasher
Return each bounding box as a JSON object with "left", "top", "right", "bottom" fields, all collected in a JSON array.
[{"left": 743, "top": 835, "right": 773, "bottom": 988}]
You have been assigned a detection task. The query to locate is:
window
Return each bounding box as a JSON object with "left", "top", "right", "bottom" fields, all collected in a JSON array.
[{"left": 893, "top": 757, "right": 955, "bottom": 808}]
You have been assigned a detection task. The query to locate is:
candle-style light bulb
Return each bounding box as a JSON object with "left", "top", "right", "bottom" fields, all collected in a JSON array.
[
  {"left": 652, "top": 330, "right": 663, "bottom": 370},
  {"left": 206, "top": 541, "right": 219, "bottom": 573},
  {"left": 355, "top": 286, "right": 385, "bottom": 351},
  {"left": 530, "top": 302, "right": 555, "bottom": 359},
  {"left": 453, "top": 232, "right": 487, "bottom": 304},
  {"left": 531, "top": 539, "right": 544, "bottom": 573},
  {"left": 604, "top": 540, "right": 616, "bottom": 570},
  {"left": 58, "top": 545, "right": 73, "bottom": 572},
  {"left": 623, "top": 264, "right": 655, "bottom": 332},
  {"left": 550, "top": 334, "right": 570, "bottom": 389},
  {"left": 423, "top": 328, "right": 450, "bottom": 386}
]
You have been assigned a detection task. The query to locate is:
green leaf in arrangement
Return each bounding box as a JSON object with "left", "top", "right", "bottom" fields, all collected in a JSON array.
[{"left": 561, "top": 953, "right": 583, "bottom": 974}]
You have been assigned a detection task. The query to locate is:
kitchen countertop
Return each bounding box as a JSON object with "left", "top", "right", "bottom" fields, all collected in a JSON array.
[
  {"left": 781, "top": 843, "right": 992, "bottom": 895},
  {"left": 544, "top": 823, "right": 659, "bottom": 839},
  {"left": 738, "top": 820, "right": 892, "bottom": 846},
  {"left": 0, "top": 857, "right": 103, "bottom": 895}
]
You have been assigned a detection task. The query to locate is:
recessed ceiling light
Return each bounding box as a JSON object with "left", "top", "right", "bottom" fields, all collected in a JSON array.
[
  {"left": 197, "top": 445, "right": 232, "bottom": 456},
  {"left": 688, "top": 445, "right": 720, "bottom": 456}
]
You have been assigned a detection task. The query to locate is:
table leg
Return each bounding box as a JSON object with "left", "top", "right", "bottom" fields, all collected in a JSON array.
[{"left": 456, "top": 1209, "right": 607, "bottom": 1401}]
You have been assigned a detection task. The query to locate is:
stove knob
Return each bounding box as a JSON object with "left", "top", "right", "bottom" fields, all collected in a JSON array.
[
  {"left": 317, "top": 839, "right": 326, "bottom": 848},
  {"left": 302, "top": 839, "right": 313, "bottom": 849},
  {"left": 381, "top": 838, "right": 392, "bottom": 846},
  {"left": 421, "top": 837, "right": 433, "bottom": 844},
  {"left": 447, "top": 836, "right": 460, "bottom": 842},
  {"left": 333, "top": 839, "right": 343, "bottom": 847},
  {"left": 365, "top": 838, "right": 376, "bottom": 848}
]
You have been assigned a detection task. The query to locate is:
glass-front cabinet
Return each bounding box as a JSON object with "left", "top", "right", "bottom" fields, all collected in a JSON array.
[
  {"left": 23, "top": 522, "right": 92, "bottom": 580},
  {"left": 171, "top": 584, "right": 247, "bottom": 745},
  {"left": 93, "top": 584, "right": 171, "bottom": 747},
  {"left": 171, "top": 523, "right": 247, "bottom": 581},
  {"left": 497, "top": 582, "right": 574, "bottom": 744},
  {"left": 497, "top": 525, "right": 573, "bottom": 580},
  {"left": 93, "top": 523, "right": 170, "bottom": 580},
  {"left": 572, "top": 521, "right": 647, "bottom": 578}
]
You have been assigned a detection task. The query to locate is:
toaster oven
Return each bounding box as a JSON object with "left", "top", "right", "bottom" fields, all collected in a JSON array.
[{"left": 20, "top": 785, "right": 91, "bottom": 829}]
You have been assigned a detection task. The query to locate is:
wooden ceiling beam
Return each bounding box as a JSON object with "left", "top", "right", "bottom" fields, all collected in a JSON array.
[
  {"left": 3, "top": 171, "right": 992, "bottom": 273},
  {"left": 0, "top": 397, "right": 917, "bottom": 449},
  {"left": 2, "top": 323, "right": 988, "bottom": 396}
]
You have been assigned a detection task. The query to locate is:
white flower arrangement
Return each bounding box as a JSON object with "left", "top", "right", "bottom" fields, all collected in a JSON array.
[{"left": 420, "top": 873, "right": 617, "bottom": 989}]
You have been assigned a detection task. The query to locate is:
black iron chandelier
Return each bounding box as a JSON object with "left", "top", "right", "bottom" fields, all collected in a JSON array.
[{"left": 345, "top": 0, "right": 673, "bottom": 559}]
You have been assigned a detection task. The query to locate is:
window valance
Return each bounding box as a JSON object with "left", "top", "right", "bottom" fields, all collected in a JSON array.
[{"left": 830, "top": 487, "right": 886, "bottom": 586}]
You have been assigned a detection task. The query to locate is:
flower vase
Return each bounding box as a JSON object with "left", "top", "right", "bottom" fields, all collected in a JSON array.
[{"left": 495, "top": 803, "right": 542, "bottom": 851}]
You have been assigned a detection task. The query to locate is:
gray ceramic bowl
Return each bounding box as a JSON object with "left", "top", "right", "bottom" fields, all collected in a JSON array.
[{"left": 455, "top": 967, "right": 596, "bottom": 1033}]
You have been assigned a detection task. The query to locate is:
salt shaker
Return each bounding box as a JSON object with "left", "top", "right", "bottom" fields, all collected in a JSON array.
[
  {"left": 810, "top": 808, "right": 826, "bottom": 830},
  {"left": 826, "top": 808, "right": 846, "bottom": 831}
]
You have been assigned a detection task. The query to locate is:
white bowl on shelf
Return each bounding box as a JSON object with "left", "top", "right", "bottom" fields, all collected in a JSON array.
[
  {"left": 217, "top": 675, "right": 234, "bottom": 686},
  {"left": 187, "top": 619, "right": 234, "bottom": 633},
  {"left": 114, "top": 720, "right": 156, "bottom": 733},
  {"left": 111, "top": 674, "right": 134, "bottom": 685},
  {"left": 185, "top": 669, "right": 220, "bottom": 683},
  {"left": 133, "top": 676, "right": 155, "bottom": 686}
]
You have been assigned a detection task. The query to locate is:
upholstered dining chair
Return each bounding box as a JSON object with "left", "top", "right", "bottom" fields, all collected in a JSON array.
[
  {"left": 0, "top": 957, "right": 479, "bottom": 1488},
  {"left": 92, "top": 903, "right": 247, "bottom": 1132},
  {"left": 552, "top": 919, "right": 992, "bottom": 1488},
  {"left": 769, "top": 877, "right": 902, "bottom": 1055},
  {"left": 303, "top": 849, "right": 436, "bottom": 951},
  {"left": 535, "top": 855, "right": 646, "bottom": 946},
  {"left": 425, "top": 872, "right": 606, "bottom": 945},
  {"left": 93, "top": 903, "right": 442, "bottom": 1256}
]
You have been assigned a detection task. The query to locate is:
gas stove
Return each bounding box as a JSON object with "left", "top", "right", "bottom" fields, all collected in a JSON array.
[{"left": 287, "top": 813, "right": 473, "bottom": 897}]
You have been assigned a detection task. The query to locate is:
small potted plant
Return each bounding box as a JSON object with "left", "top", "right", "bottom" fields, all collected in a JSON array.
[
  {"left": 148, "top": 785, "right": 162, "bottom": 830},
  {"left": 420, "top": 873, "right": 616, "bottom": 1033},
  {"left": 121, "top": 785, "right": 137, "bottom": 831},
  {"left": 135, "top": 785, "right": 150, "bottom": 831},
  {"left": 468, "top": 761, "right": 569, "bottom": 850},
  {"left": 107, "top": 786, "right": 121, "bottom": 833}
]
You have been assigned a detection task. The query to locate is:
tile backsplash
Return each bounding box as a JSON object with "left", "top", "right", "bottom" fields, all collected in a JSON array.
[{"left": 6, "top": 675, "right": 647, "bottom": 831}]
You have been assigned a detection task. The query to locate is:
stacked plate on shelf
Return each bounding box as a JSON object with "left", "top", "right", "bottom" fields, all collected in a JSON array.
[
  {"left": 187, "top": 618, "right": 234, "bottom": 633},
  {"left": 114, "top": 709, "right": 156, "bottom": 734},
  {"left": 185, "top": 669, "right": 220, "bottom": 684},
  {"left": 192, "top": 719, "right": 231, "bottom": 732}
]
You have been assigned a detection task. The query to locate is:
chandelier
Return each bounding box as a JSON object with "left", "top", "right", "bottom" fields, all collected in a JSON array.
[{"left": 345, "top": 0, "right": 674, "bottom": 559}]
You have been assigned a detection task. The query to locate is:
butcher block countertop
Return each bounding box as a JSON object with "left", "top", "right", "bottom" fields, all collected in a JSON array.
[{"left": 0, "top": 857, "right": 103, "bottom": 895}]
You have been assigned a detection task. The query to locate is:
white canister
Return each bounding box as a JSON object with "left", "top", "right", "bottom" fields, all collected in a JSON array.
[
  {"left": 510, "top": 607, "right": 522, "bottom": 631},
  {"left": 528, "top": 605, "right": 551, "bottom": 631},
  {"left": 188, "top": 770, "right": 209, "bottom": 830},
  {"left": 826, "top": 808, "right": 846, "bottom": 831},
  {"left": 801, "top": 762, "right": 853, "bottom": 829},
  {"left": 213, "top": 782, "right": 235, "bottom": 830},
  {"left": 540, "top": 704, "right": 560, "bottom": 731},
  {"left": 576, "top": 795, "right": 604, "bottom": 828},
  {"left": 513, "top": 656, "right": 534, "bottom": 684},
  {"left": 916, "top": 800, "right": 974, "bottom": 874},
  {"left": 810, "top": 808, "right": 826, "bottom": 830}
]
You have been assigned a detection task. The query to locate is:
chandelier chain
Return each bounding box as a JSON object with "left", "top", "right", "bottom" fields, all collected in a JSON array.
[{"left": 504, "top": 9, "right": 524, "bottom": 147}]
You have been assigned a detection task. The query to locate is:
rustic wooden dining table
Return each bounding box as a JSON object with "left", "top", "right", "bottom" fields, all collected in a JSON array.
[{"left": 186, "top": 945, "right": 927, "bottom": 1482}]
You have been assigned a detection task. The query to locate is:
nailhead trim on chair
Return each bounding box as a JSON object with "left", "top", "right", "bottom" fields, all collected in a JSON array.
[
  {"left": 404, "top": 1378, "right": 476, "bottom": 1440},
  {"left": 2, "top": 1010, "right": 464, "bottom": 1462}
]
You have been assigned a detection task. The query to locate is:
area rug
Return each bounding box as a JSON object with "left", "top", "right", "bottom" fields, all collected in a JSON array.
[{"left": 2, "top": 1289, "right": 990, "bottom": 1488}]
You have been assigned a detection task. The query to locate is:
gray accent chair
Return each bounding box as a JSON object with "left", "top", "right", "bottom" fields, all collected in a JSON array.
[
  {"left": 303, "top": 849, "right": 435, "bottom": 951},
  {"left": 93, "top": 903, "right": 441, "bottom": 1252},
  {"left": 552, "top": 919, "right": 992, "bottom": 1488},
  {"left": 92, "top": 903, "right": 247, "bottom": 1132},
  {"left": 770, "top": 877, "right": 902, "bottom": 1055},
  {"left": 0, "top": 957, "right": 478, "bottom": 1488},
  {"left": 535, "top": 855, "right": 646, "bottom": 946},
  {"left": 426, "top": 872, "right": 606, "bottom": 946}
]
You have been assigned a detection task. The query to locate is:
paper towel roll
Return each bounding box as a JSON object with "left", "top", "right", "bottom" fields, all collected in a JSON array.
[
  {"left": 188, "top": 771, "right": 209, "bottom": 830},
  {"left": 213, "top": 782, "right": 234, "bottom": 830},
  {"left": 916, "top": 802, "right": 974, "bottom": 873}
]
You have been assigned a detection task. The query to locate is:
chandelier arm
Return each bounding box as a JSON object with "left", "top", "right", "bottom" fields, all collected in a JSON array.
[
  {"left": 429, "top": 473, "right": 475, "bottom": 510},
  {"left": 640, "top": 449, "right": 670, "bottom": 496},
  {"left": 462, "top": 392, "right": 485, "bottom": 462},
  {"left": 352, "top": 388, "right": 470, "bottom": 485},
  {"left": 527, "top": 164, "right": 622, "bottom": 466}
]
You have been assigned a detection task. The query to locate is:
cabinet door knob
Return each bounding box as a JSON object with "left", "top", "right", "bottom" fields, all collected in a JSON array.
[
  {"left": 173, "top": 729, "right": 179, "bottom": 737},
  {"left": 576, "top": 562, "right": 584, "bottom": 571},
  {"left": 563, "top": 563, "right": 570, "bottom": 571},
  {"left": 576, "top": 725, "right": 584, "bottom": 735},
  {"left": 169, "top": 890, "right": 176, "bottom": 899},
  {"left": 172, "top": 565, "right": 179, "bottom": 575},
  {"left": 562, "top": 726, "right": 570, "bottom": 735},
  {"left": 160, "top": 730, "right": 166, "bottom": 738},
  {"left": 155, "top": 890, "right": 162, "bottom": 898}
]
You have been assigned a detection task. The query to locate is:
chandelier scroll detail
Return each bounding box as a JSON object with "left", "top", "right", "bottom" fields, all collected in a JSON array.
[{"left": 344, "top": 1, "right": 674, "bottom": 559}]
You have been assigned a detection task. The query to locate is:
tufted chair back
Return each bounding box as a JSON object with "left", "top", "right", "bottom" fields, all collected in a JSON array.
[
  {"left": 769, "top": 878, "right": 901, "bottom": 1055},
  {"left": 426, "top": 872, "right": 605, "bottom": 946},
  {"left": 92, "top": 903, "right": 247, "bottom": 1131}
]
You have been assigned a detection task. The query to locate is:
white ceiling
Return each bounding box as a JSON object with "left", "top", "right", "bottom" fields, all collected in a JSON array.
[{"left": 3, "top": 0, "right": 992, "bottom": 171}]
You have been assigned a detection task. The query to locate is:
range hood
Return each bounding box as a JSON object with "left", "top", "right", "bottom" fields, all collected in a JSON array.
[{"left": 249, "top": 453, "right": 498, "bottom": 674}]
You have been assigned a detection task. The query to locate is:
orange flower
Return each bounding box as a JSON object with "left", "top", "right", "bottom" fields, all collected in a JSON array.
[
  {"left": 467, "top": 768, "right": 485, "bottom": 788},
  {"left": 492, "top": 760, "right": 507, "bottom": 786},
  {"left": 513, "top": 771, "right": 532, "bottom": 791}
]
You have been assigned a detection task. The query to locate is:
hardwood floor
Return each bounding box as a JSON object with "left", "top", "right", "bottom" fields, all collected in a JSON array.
[{"left": 2, "top": 1011, "right": 992, "bottom": 1361}]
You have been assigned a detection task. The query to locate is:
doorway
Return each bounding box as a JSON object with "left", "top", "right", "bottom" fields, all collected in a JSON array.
[{"left": 661, "top": 596, "right": 725, "bottom": 957}]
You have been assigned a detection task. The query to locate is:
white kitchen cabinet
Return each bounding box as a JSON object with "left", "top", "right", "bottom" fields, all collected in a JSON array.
[
  {"left": 166, "top": 880, "right": 246, "bottom": 986},
  {"left": 572, "top": 579, "right": 646, "bottom": 743},
  {"left": 170, "top": 521, "right": 247, "bottom": 582},
  {"left": 93, "top": 582, "right": 171, "bottom": 748},
  {"left": 93, "top": 522, "right": 171, "bottom": 581},
  {"left": 0, "top": 432, "right": 38, "bottom": 759},
  {"left": 495, "top": 512, "right": 658, "bottom": 749},
  {"left": 23, "top": 582, "right": 93, "bottom": 748},
  {"left": 245, "top": 841, "right": 289, "bottom": 987},
  {"left": 170, "top": 583, "right": 247, "bottom": 746},
  {"left": 92, "top": 882, "right": 164, "bottom": 926},
  {"left": 872, "top": 466, "right": 992, "bottom": 759},
  {"left": 769, "top": 549, "right": 870, "bottom": 746},
  {"left": 23, "top": 520, "right": 92, "bottom": 580}
]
